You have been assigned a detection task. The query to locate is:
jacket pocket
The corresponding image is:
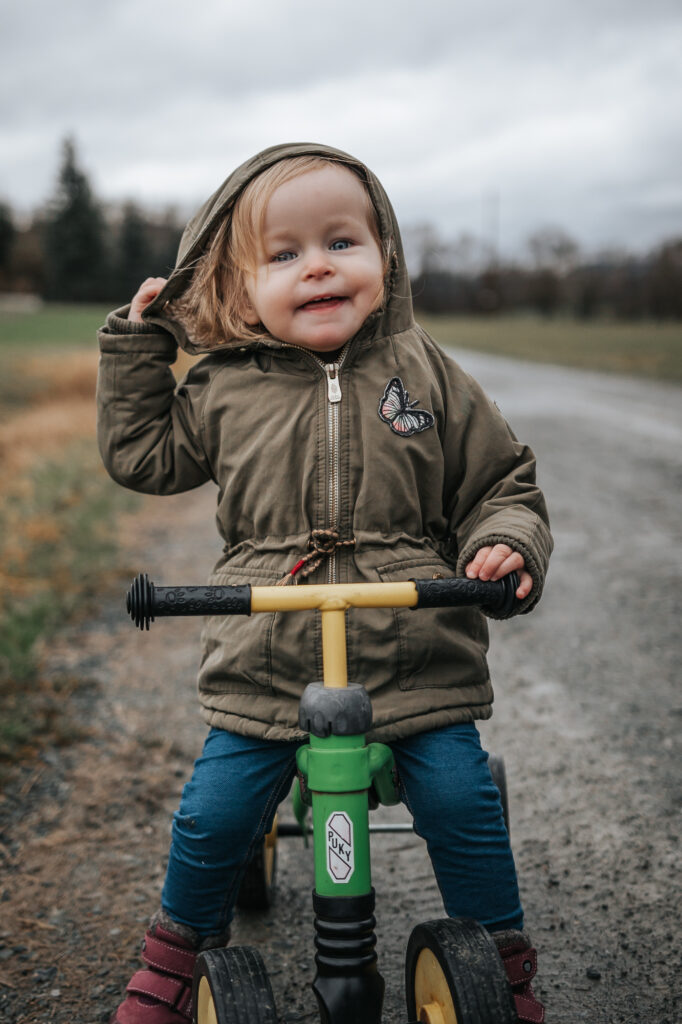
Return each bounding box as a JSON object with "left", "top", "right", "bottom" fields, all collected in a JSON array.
[
  {"left": 375, "top": 556, "right": 488, "bottom": 691},
  {"left": 198, "top": 565, "right": 279, "bottom": 695}
]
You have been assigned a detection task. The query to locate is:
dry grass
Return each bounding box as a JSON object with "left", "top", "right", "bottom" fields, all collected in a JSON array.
[
  {"left": 0, "top": 349, "right": 98, "bottom": 468},
  {"left": 0, "top": 363, "right": 119, "bottom": 765},
  {"left": 0, "top": 314, "right": 201, "bottom": 768},
  {"left": 0, "top": 397, "right": 96, "bottom": 476},
  {"left": 0, "top": 347, "right": 197, "bottom": 476}
]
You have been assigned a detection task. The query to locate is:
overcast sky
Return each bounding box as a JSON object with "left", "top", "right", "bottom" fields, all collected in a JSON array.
[{"left": 2, "top": 0, "right": 681, "bottom": 257}]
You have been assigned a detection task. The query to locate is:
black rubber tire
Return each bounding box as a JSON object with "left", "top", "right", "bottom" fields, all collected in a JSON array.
[
  {"left": 236, "top": 819, "right": 277, "bottom": 910},
  {"left": 193, "top": 946, "right": 278, "bottom": 1024},
  {"left": 488, "top": 754, "right": 511, "bottom": 838},
  {"left": 405, "top": 918, "right": 517, "bottom": 1024}
]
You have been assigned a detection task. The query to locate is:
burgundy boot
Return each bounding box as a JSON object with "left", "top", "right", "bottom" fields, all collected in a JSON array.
[
  {"left": 492, "top": 929, "right": 546, "bottom": 1023},
  {"left": 110, "top": 912, "right": 229, "bottom": 1024}
]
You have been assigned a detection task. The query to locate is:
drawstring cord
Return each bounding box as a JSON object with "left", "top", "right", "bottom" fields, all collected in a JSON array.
[{"left": 275, "top": 529, "right": 356, "bottom": 586}]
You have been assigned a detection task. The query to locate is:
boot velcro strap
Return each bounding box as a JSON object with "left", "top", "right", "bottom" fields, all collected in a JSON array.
[
  {"left": 127, "top": 969, "right": 193, "bottom": 1018},
  {"left": 142, "top": 933, "right": 197, "bottom": 980},
  {"left": 500, "top": 946, "right": 537, "bottom": 985},
  {"left": 515, "top": 989, "right": 545, "bottom": 1023}
]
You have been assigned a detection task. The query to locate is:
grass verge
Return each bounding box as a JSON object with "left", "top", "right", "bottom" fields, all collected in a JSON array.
[{"left": 0, "top": 439, "right": 138, "bottom": 769}]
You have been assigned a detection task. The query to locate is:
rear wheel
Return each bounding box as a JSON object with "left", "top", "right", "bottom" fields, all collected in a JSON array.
[
  {"left": 405, "top": 918, "right": 516, "bottom": 1024},
  {"left": 236, "top": 816, "right": 278, "bottom": 910},
  {"left": 193, "top": 946, "right": 278, "bottom": 1024}
]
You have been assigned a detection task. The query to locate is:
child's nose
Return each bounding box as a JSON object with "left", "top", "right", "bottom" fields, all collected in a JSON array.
[{"left": 302, "top": 248, "right": 333, "bottom": 278}]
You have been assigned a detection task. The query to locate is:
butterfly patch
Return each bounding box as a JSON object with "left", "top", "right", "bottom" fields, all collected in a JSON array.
[{"left": 378, "top": 377, "right": 435, "bottom": 437}]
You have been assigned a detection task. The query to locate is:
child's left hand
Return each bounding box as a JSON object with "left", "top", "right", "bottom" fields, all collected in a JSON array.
[{"left": 465, "top": 544, "right": 533, "bottom": 600}]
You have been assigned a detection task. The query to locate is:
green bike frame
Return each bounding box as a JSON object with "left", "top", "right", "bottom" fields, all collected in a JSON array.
[{"left": 250, "top": 582, "right": 411, "bottom": 901}]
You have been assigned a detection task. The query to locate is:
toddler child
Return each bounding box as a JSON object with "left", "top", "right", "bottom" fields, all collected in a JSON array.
[{"left": 97, "top": 143, "right": 552, "bottom": 1024}]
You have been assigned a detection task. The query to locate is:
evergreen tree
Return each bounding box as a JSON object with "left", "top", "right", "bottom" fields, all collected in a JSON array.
[
  {"left": 152, "top": 207, "right": 184, "bottom": 278},
  {"left": 43, "top": 137, "right": 108, "bottom": 301},
  {"left": 0, "top": 201, "right": 15, "bottom": 277},
  {"left": 115, "top": 202, "right": 153, "bottom": 302}
]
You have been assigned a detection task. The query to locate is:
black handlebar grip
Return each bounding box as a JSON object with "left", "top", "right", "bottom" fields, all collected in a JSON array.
[
  {"left": 126, "top": 573, "right": 252, "bottom": 630},
  {"left": 413, "top": 572, "right": 519, "bottom": 617}
]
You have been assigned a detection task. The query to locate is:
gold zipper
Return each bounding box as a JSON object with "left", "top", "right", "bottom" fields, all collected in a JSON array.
[
  {"left": 324, "top": 362, "right": 342, "bottom": 583},
  {"left": 279, "top": 343, "right": 347, "bottom": 583}
]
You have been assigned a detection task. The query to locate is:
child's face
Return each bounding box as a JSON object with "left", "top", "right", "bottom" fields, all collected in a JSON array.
[{"left": 243, "top": 165, "right": 384, "bottom": 353}]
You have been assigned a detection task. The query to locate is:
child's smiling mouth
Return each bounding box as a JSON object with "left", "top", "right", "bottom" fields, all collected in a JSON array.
[{"left": 298, "top": 295, "right": 347, "bottom": 312}]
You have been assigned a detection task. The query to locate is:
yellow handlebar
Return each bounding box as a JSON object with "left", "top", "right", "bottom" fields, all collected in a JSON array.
[{"left": 249, "top": 581, "right": 418, "bottom": 613}]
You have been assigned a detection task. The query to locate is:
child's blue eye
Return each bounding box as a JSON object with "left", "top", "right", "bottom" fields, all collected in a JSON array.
[
  {"left": 330, "top": 240, "right": 352, "bottom": 251},
  {"left": 271, "top": 251, "right": 296, "bottom": 262}
]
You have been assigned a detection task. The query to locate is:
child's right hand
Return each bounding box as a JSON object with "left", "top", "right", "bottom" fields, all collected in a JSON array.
[
  {"left": 129, "top": 277, "right": 168, "bottom": 322},
  {"left": 465, "top": 543, "right": 533, "bottom": 600}
]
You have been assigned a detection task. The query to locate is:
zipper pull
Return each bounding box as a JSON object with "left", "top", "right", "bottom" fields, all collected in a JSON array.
[{"left": 325, "top": 363, "right": 342, "bottom": 403}]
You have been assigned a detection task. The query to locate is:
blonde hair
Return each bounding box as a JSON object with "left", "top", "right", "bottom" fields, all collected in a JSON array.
[{"left": 170, "top": 156, "right": 388, "bottom": 348}]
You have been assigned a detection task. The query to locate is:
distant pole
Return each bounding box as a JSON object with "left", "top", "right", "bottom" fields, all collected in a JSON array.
[
  {"left": 492, "top": 189, "right": 500, "bottom": 266},
  {"left": 481, "top": 189, "right": 500, "bottom": 267}
]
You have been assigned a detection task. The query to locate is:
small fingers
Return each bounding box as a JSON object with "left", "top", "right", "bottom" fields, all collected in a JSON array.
[
  {"left": 515, "top": 570, "right": 533, "bottom": 600},
  {"left": 466, "top": 544, "right": 533, "bottom": 600},
  {"left": 467, "top": 544, "right": 522, "bottom": 582},
  {"left": 465, "top": 546, "right": 492, "bottom": 579},
  {"left": 129, "top": 277, "right": 168, "bottom": 321},
  {"left": 489, "top": 550, "right": 525, "bottom": 581},
  {"left": 137, "top": 276, "right": 168, "bottom": 302}
]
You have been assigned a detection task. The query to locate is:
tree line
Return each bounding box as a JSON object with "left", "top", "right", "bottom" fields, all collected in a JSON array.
[
  {"left": 0, "top": 139, "right": 183, "bottom": 306},
  {"left": 405, "top": 223, "right": 682, "bottom": 321},
  {"left": 0, "top": 138, "right": 680, "bottom": 319}
]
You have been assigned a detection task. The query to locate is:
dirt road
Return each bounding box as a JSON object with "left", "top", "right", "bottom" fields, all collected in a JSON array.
[{"left": 1, "top": 350, "right": 680, "bottom": 1023}]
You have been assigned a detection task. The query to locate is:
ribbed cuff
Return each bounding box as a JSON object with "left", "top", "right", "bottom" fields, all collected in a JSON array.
[
  {"left": 456, "top": 528, "right": 544, "bottom": 618},
  {"left": 98, "top": 305, "right": 177, "bottom": 355},
  {"left": 106, "top": 304, "right": 167, "bottom": 334}
]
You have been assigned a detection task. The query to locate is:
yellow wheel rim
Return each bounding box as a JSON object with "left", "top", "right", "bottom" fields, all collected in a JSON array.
[
  {"left": 196, "top": 975, "right": 218, "bottom": 1024},
  {"left": 264, "top": 813, "right": 278, "bottom": 885},
  {"left": 414, "top": 948, "right": 458, "bottom": 1024}
]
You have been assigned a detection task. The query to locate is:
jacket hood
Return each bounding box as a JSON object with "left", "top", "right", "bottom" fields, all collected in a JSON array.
[{"left": 140, "top": 142, "right": 414, "bottom": 355}]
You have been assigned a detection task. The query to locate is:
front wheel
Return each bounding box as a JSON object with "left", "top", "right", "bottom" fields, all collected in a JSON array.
[
  {"left": 193, "top": 946, "right": 278, "bottom": 1024},
  {"left": 405, "top": 918, "right": 516, "bottom": 1024}
]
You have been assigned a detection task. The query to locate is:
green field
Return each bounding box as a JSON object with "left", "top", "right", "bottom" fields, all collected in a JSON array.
[
  {"left": 419, "top": 313, "right": 682, "bottom": 383},
  {"left": 0, "top": 303, "right": 112, "bottom": 350}
]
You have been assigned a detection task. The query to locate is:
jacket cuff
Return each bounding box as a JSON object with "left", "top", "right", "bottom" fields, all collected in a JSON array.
[
  {"left": 456, "top": 513, "right": 549, "bottom": 618},
  {"left": 106, "top": 304, "right": 168, "bottom": 333},
  {"left": 98, "top": 305, "right": 177, "bottom": 356}
]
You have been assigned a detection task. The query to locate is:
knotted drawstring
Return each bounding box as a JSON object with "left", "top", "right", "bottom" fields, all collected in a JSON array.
[{"left": 275, "top": 529, "right": 356, "bottom": 586}]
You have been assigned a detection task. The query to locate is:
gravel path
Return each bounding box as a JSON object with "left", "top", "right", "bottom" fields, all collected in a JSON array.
[{"left": 0, "top": 351, "right": 679, "bottom": 1023}]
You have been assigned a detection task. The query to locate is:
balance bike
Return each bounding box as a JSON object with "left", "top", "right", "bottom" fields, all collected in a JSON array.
[{"left": 126, "top": 571, "right": 519, "bottom": 1024}]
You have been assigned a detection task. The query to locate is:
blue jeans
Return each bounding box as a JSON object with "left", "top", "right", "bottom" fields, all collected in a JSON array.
[{"left": 162, "top": 723, "right": 524, "bottom": 937}]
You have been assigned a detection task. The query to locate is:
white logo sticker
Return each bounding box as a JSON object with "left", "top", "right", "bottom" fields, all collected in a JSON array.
[{"left": 326, "top": 811, "right": 354, "bottom": 883}]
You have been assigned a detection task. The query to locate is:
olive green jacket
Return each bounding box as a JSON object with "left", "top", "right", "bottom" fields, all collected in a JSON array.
[{"left": 97, "top": 143, "right": 552, "bottom": 742}]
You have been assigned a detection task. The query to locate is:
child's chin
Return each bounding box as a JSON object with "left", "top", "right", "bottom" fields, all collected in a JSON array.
[{"left": 293, "top": 331, "right": 350, "bottom": 352}]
